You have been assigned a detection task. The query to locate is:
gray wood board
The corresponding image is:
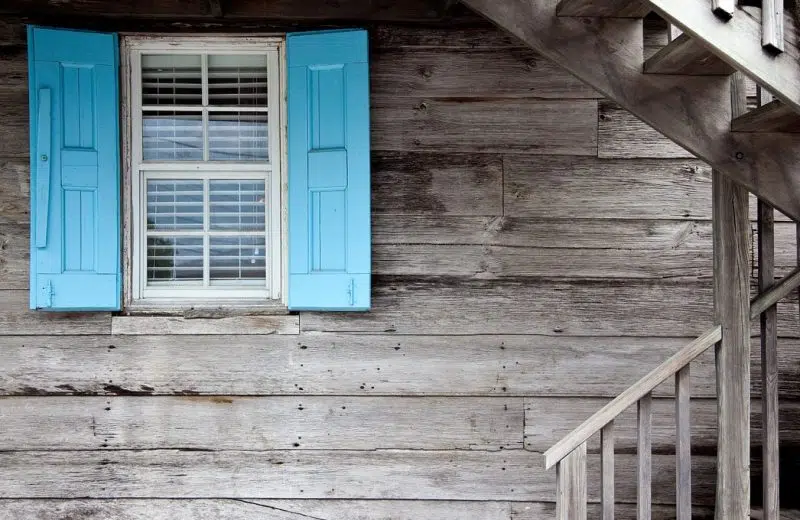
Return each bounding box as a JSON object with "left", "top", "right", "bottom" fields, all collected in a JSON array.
[
  {"left": 0, "top": 396, "right": 523, "bottom": 451},
  {"left": 0, "top": 450, "right": 716, "bottom": 503},
  {"left": 0, "top": 290, "right": 110, "bottom": 335}
]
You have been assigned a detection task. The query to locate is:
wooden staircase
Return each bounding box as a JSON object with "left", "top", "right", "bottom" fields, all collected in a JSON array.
[{"left": 455, "top": 0, "right": 800, "bottom": 518}]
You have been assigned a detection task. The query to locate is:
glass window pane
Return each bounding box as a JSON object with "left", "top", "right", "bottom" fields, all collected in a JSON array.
[
  {"left": 208, "top": 54, "right": 268, "bottom": 107},
  {"left": 208, "top": 111, "right": 268, "bottom": 162},
  {"left": 209, "top": 180, "right": 266, "bottom": 232},
  {"left": 147, "top": 236, "right": 204, "bottom": 283},
  {"left": 141, "top": 54, "right": 202, "bottom": 107},
  {"left": 143, "top": 111, "right": 203, "bottom": 161},
  {"left": 146, "top": 179, "right": 204, "bottom": 231},
  {"left": 210, "top": 236, "right": 266, "bottom": 283}
]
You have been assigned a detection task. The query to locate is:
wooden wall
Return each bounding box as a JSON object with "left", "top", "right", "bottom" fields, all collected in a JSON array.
[{"left": 0, "top": 14, "right": 798, "bottom": 520}]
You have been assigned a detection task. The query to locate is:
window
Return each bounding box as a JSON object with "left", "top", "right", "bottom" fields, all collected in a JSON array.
[{"left": 125, "top": 38, "right": 284, "bottom": 305}]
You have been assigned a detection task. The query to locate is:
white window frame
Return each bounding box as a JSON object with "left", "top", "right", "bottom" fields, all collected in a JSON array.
[{"left": 122, "top": 35, "right": 286, "bottom": 308}]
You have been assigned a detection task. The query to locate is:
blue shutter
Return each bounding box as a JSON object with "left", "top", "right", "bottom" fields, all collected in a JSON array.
[
  {"left": 287, "top": 30, "right": 371, "bottom": 311},
  {"left": 28, "top": 27, "right": 121, "bottom": 311}
]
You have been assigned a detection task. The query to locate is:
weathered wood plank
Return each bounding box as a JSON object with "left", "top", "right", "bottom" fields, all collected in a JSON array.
[
  {"left": 750, "top": 268, "right": 800, "bottom": 319},
  {"left": 525, "top": 398, "right": 800, "bottom": 452},
  {"left": 0, "top": 334, "right": 724, "bottom": 398},
  {"left": 0, "top": 223, "right": 27, "bottom": 289},
  {"left": 675, "top": 367, "right": 692, "bottom": 520},
  {"left": 0, "top": 290, "right": 110, "bottom": 335},
  {"left": 601, "top": 423, "right": 615, "bottom": 520},
  {"left": 713, "top": 166, "right": 751, "bottom": 519},
  {"left": 643, "top": 34, "right": 735, "bottom": 76},
  {"left": 762, "top": 0, "right": 784, "bottom": 52},
  {"left": 372, "top": 152, "right": 503, "bottom": 216},
  {"left": 371, "top": 25, "right": 525, "bottom": 50},
  {"left": 111, "top": 315, "right": 299, "bottom": 335},
  {"left": 556, "top": 443, "right": 587, "bottom": 520},
  {"left": 372, "top": 98, "right": 598, "bottom": 155},
  {"left": 637, "top": 393, "right": 653, "bottom": 520},
  {"left": 372, "top": 48, "right": 599, "bottom": 99},
  {"left": 461, "top": 0, "right": 800, "bottom": 220},
  {"left": 0, "top": 396, "right": 523, "bottom": 451},
  {"left": 0, "top": 450, "right": 717, "bottom": 504},
  {"left": 4, "top": 334, "right": 796, "bottom": 398},
  {"left": 556, "top": 0, "right": 650, "bottom": 17},
  {"left": 598, "top": 102, "right": 695, "bottom": 159},
  {"left": 0, "top": 500, "right": 718, "bottom": 520},
  {"left": 300, "top": 278, "right": 715, "bottom": 336},
  {"left": 504, "top": 156, "right": 711, "bottom": 220},
  {"left": 0, "top": 159, "right": 29, "bottom": 224}
]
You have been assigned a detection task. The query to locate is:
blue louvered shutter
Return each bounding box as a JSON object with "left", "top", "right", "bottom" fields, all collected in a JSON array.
[
  {"left": 28, "top": 27, "right": 121, "bottom": 311},
  {"left": 287, "top": 30, "right": 371, "bottom": 311}
]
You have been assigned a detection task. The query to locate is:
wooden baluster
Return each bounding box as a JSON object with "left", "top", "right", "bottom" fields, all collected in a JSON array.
[
  {"left": 675, "top": 366, "right": 692, "bottom": 520},
  {"left": 638, "top": 394, "right": 652, "bottom": 520},
  {"left": 556, "top": 442, "right": 588, "bottom": 520},
  {"left": 762, "top": 0, "right": 784, "bottom": 53},
  {"left": 711, "top": 0, "right": 735, "bottom": 19},
  {"left": 601, "top": 422, "right": 615, "bottom": 520},
  {"left": 759, "top": 198, "right": 780, "bottom": 520}
]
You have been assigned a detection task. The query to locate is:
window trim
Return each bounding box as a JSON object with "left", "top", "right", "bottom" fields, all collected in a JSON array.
[{"left": 121, "top": 35, "right": 287, "bottom": 310}]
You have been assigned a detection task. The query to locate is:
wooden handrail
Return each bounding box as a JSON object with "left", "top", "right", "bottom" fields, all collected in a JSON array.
[
  {"left": 543, "top": 325, "right": 722, "bottom": 469},
  {"left": 750, "top": 266, "right": 800, "bottom": 319}
]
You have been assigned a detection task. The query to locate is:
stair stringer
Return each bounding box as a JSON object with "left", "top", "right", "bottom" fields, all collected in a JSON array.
[{"left": 461, "top": 0, "right": 800, "bottom": 222}]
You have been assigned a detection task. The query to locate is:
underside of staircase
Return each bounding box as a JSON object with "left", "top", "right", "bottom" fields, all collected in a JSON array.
[{"left": 456, "top": 0, "right": 800, "bottom": 519}]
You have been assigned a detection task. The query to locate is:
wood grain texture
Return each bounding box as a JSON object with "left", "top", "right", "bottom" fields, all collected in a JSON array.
[
  {"left": 0, "top": 450, "right": 717, "bottom": 503},
  {"left": 762, "top": 0, "right": 784, "bottom": 52},
  {"left": 0, "top": 334, "right": 726, "bottom": 398},
  {"left": 598, "top": 102, "right": 695, "bottom": 159},
  {"left": 543, "top": 327, "right": 721, "bottom": 468},
  {"left": 372, "top": 152, "right": 503, "bottom": 215},
  {"left": 462, "top": 0, "right": 800, "bottom": 221},
  {"left": 556, "top": 0, "right": 650, "bottom": 17},
  {"left": 556, "top": 443, "right": 587, "bottom": 520},
  {"left": 637, "top": 393, "right": 653, "bottom": 520},
  {"left": 0, "top": 290, "right": 110, "bottom": 335},
  {"left": 372, "top": 48, "right": 599, "bottom": 99},
  {"left": 732, "top": 100, "right": 800, "bottom": 133},
  {"left": 525, "top": 398, "right": 800, "bottom": 452},
  {"left": 750, "top": 268, "right": 800, "bottom": 319},
  {"left": 111, "top": 315, "right": 299, "bottom": 335},
  {"left": 675, "top": 367, "right": 692, "bottom": 520},
  {"left": 371, "top": 97, "right": 598, "bottom": 155},
  {"left": 504, "top": 156, "right": 711, "bottom": 219},
  {"left": 0, "top": 223, "right": 27, "bottom": 289},
  {"left": 712, "top": 169, "right": 751, "bottom": 520},
  {"left": 0, "top": 160, "right": 29, "bottom": 225},
  {"left": 601, "top": 423, "right": 615, "bottom": 520},
  {"left": 0, "top": 396, "right": 523, "bottom": 451},
  {"left": 644, "top": 33, "right": 735, "bottom": 75}
]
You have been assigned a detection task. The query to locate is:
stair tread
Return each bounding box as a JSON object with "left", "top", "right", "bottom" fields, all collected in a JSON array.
[
  {"left": 556, "top": 0, "right": 651, "bottom": 17},
  {"left": 751, "top": 508, "right": 800, "bottom": 520},
  {"left": 644, "top": 33, "right": 736, "bottom": 75},
  {"left": 732, "top": 99, "right": 800, "bottom": 132}
]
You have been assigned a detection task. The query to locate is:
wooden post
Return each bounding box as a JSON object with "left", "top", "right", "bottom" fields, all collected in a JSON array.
[
  {"left": 759, "top": 199, "right": 780, "bottom": 520},
  {"left": 638, "top": 394, "right": 652, "bottom": 520},
  {"left": 601, "top": 422, "right": 615, "bottom": 520},
  {"left": 675, "top": 366, "right": 692, "bottom": 520},
  {"left": 556, "top": 443, "right": 588, "bottom": 520},
  {"left": 713, "top": 72, "right": 751, "bottom": 520}
]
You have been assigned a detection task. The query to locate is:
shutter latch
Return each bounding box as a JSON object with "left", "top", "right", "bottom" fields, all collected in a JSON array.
[{"left": 347, "top": 278, "right": 355, "bottom": 306}]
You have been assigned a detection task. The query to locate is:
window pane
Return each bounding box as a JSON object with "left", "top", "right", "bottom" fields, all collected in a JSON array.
[
  {"left": 141, "top": 54, "right": 202, "bottom": 106},
  {"left": 143, "top": 111, "right": 203, "bottom": 161},
  {"left": 147, "top": 179, "right": 204, "bottom": 231},
  {"left": 208, "top": 111, "right": 268, "bottom": 162},
  {"left": 208, "top": 55, "right": 268, "bottom": 107},
  {"left": 147, "top": 236, "right": 204, "bottom": 283},
  {"left": 209, "top": 180, "right": 266, "bottom": 232},
  {"left": 210, "top": 236, "right": 266, "bottom": 283}
]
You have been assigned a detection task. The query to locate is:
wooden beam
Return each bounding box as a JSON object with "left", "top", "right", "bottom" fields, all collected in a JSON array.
[
  {"left": 762, "top": 0, "right": 784, "bottom": 53},
  {"left": 208, "top": 0, "right": 223, "bottom": 17},
  {"left": 750, "top": 267, "right": 800, "bottom": 318},
  {"left": 758, "top": 199, "right": 781, "bottom": 520},
  {"left": 646, "top": 0, "right": 799, "bottom": 115},
  {"left": 556, "top": 0, "right": 650, "bottom": 17},
  {"left": 461, "top": 0, "right": 800, "bottom": 221},
  {"left": 556, "top": 443, "right": 588, "bottom": 520},
  {"left": 711, "top": 0, "right": 736, "bottom": 19},
  {"left": 644, "top": 33, "right": 735, "bottom": 75},
  {"left": 713, "top": 74, "right": 750, "bottom": 519},
  {"left": 731, "top": 100, "right": 800, "bottom": 133}
]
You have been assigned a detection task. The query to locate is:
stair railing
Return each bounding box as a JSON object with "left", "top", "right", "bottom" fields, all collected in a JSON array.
[{"left": 544, "top": 326, "right": 722, "bottom": 520}]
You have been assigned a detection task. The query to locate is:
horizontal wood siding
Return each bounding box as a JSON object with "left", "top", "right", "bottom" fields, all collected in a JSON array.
[{"left": 0, "top": 14, "right": 798, "bottom": 518}]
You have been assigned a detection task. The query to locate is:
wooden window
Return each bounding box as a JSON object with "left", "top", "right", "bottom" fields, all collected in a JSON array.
[{"left": 124, "top": 37, "right": 284, "bottom": 306}]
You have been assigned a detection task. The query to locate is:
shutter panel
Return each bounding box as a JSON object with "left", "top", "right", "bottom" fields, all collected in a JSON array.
[
  {"left": 28, "top": 27, "right": 121, "bottom": 311},
  {"left": 287, "top": 30, "right": 371, "bottom": 311}
]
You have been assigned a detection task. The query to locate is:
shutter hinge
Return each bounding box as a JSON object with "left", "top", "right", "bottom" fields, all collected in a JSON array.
[
  {"left": 40, "top": 280, "right": 54, "bottom": 308},
  {"left": 347, "top": 278, "right": 355, "bottom": 306}
]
